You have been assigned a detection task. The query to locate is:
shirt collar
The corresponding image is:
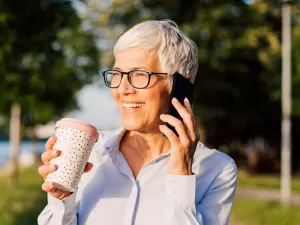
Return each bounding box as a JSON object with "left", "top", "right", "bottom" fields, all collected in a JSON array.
[{"left": 100, "top": 127, "right": 126, "bottom": 158}]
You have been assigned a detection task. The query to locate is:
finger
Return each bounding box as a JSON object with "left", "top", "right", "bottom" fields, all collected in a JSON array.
[
  {"left": 41, "top": 150, "right": 60, "bottom": 165},
  {"left": 171, "top": 97, "right": 197, "bottom": 142},
  {"left": 171, "top": 98, "right": 193, "bottom": 124},
  {"left": 159, "top": 125, "right": 181, "bottom": 147},
  {"left": 183, "top": 98, "right": 200, "bottom": 140},
  {"left": 180, "top": 98, "right": 197, "bottom": 141},
  {"left": 42, "top": 181, "right": 58, "bottom": 193},
  {"left": 45, "top": 136, "right": 56, "bottom": 151},
  {"left": 84, "top": 163, "right": 93, "bottom": 173},
  {"left": 38, "top": 164, "right": 57, "bottom": 180},
  {"left": 42, "top": 182, "right": 70, "bottom": 199},
  {"left": 160, "top": 114, "right": 190, "bottom": 148}
]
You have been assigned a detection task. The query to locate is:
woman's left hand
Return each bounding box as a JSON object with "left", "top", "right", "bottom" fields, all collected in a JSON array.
[{"left": 159, "top": 97, "right": 200, "bottom": 175}]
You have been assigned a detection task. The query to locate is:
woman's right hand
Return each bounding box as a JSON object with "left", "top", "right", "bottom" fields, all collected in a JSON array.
[{"left": 38, "top": 136, "right": 93, "bottom": 200}]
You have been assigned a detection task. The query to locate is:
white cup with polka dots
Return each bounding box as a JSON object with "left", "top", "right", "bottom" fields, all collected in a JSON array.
[{"left": 46, "top": 118, "right": 99, "bottom": 192}]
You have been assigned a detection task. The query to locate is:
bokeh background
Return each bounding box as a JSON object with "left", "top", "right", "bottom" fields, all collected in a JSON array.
[{"left": 1, "top": 0, "right": 300, "bottom": 224}]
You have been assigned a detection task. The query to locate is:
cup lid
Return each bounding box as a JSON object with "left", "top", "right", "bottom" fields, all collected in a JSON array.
[{"left": 55, "top": 118, "right": 99, "bottom": 141}]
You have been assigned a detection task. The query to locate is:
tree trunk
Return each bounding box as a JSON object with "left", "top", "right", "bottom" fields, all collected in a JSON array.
[
  {"left": 29, "top": 126, "right": 40, "bottom": 166},
  {"left": 8, "top": 103, "right": 21, "bottom": 187}
]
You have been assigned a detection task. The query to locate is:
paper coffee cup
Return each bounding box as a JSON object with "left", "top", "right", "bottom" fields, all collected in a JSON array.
[{"left": 46, "top": 118, "right": 99, "bottom": 192}]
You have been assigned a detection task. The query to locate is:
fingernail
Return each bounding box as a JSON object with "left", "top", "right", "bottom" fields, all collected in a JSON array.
[
  {"left": 50, "top": 164, "right": 56, "bottom": 169},
  {"left": 54, "top": 150, "right": 61, "bottom": 156},
  {"left": 184, "top": 98, "right": 189, "bottom": 103},
  {"left": 160, "top": 114, "right": 166, "bottom": 118},
  {"left": 50, "top": 184, "right": 56, "bottom": 192},
  {"left": 185, "top": 75, "right": 191, "bottom": 80},
  {"left": 172, "top": 97, "right": 179, "bottom": 102}
]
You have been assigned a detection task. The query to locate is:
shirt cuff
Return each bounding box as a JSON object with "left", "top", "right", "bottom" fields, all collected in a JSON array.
[
  {"left": 166, "top": 174, "right": 196, "bottom": 211},
  {"left": 47, "top": 192, "right": 77, "bottom": 213}
]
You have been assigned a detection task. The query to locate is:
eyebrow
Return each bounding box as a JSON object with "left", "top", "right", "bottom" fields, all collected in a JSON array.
[
  {"left": 112, "top": 67, "right": 122, "bottom": 71},
  {"left": 112, "top": 67, "right": 152, "bottom": 71}
]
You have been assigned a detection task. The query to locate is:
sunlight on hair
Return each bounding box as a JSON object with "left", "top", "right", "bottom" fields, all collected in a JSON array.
[{"left": 114, "top": 20, "right": 199, "bottom": 84}]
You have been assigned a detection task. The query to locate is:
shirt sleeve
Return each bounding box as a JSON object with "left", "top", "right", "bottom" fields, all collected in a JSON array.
[
  {"left": 37, "top": 181, "right": 83, "bottom": 225},
  {"left": 197, "top": 160, "right": 238, "bottom": 225},
  {"left": 164, "top": 174, "right": 203, "bottom": 225},
  {"left": 164, "top": 160, "right": 238, "bottom": 225}
]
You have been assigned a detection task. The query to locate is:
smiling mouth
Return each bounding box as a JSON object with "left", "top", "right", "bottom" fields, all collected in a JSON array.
[{"left": 122, "top": 102, "right": 145, "bottom": 109}]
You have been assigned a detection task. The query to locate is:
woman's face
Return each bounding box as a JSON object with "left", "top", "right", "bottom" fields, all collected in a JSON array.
[{"left": 111, "top": 48, "right": 170, "bottom": 132}]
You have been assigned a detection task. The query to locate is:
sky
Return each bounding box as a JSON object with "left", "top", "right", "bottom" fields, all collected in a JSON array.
[
  {"left": 36, "top": 85, "right": 122, "bottom": 138},
  {"left": 67, "top": 85, "right": 122, "bottom": 130},
  {"left": 35, "top": 84, "right": 123, "bottom": 139}
]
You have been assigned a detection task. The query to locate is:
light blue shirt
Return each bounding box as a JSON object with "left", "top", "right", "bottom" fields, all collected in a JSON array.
[{"left": 38, "top": 127, "right": 237, "bottom": 225}]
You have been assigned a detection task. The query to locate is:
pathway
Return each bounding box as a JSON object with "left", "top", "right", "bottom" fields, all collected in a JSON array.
[
  {"left": 228, "top": 187, "right": 300, "bottom": 225},
  {"left": 235, "top": 188, "right": 300, "bottom": 205}
]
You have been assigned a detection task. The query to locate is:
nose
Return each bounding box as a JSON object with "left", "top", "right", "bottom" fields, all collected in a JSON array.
[{"left": 117, "top": 74, "right": 135, "bottom": 95}]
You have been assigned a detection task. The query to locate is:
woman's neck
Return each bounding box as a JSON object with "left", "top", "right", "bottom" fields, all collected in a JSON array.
[{"left": 121, "top": 129, "right": 171, "bottom": 161}]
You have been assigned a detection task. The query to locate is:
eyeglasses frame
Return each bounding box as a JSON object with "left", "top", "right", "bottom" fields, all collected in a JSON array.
[{"left": 102, "top": 69, "right": 169, "bottom": 89}]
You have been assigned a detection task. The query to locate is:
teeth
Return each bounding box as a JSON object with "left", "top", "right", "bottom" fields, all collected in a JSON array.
[{"left": 122, "top": 102, "right": 144, "bottom": 108}]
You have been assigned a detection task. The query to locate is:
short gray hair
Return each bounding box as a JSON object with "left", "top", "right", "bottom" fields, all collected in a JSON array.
[{"left": 114, "top": 20, "right": 199, "bottom": 83}]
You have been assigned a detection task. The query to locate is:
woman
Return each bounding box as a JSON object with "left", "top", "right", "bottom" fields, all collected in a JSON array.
[{"left": 38, "top": 20, "right": 237, "bottom": 225}]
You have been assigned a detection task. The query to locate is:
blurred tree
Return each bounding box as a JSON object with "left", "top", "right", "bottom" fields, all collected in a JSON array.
[
  {"left": 0, "top": 0, "right": 99, "bottom": 186},
  {"left": 90, "top": 0, "right": 300, "bottom": 172}
]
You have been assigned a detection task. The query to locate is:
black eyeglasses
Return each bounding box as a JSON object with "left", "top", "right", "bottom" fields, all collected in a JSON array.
[{"left": 102, "top": 70, "right": 168, "bottom": 89}]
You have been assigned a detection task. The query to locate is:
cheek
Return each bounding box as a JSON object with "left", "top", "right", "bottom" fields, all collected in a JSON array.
[
  {"left": 149, "top": 90, "right": 170, "bottom": 114},
  {"left": 111, "top": 89, "right": 119, "bottom": 102}
]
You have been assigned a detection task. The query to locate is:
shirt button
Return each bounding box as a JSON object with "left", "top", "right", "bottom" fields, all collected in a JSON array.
[{"left": 169, "top": 189, "right": 175, "bottom": 195}]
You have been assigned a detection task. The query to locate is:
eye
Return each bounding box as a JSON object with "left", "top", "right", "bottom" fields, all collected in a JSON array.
[
  {"left": 112, "top": 71, "right": 121, "bottom": 76},
  {"left": 132, "top": 71, "right": 148, "bottom": 77}
]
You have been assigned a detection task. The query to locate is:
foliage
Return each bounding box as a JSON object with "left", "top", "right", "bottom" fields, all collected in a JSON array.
[{"left": 0, "top": 0, "right": 99, "bottom": 126}]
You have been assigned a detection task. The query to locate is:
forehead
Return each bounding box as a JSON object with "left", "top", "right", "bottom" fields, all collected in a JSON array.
[{"left": 113, "top": 48, "right": 160, "bottom": 71}]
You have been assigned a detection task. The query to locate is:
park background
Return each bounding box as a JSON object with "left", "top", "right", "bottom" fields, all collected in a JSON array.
[{"left": 1, "top": 0, "right": 300, "bottom": 224}]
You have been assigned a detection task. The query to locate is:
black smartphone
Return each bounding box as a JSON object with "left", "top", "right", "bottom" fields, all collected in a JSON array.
[{"left": 167, "top": 72, "right": 194, "bottom": 136}]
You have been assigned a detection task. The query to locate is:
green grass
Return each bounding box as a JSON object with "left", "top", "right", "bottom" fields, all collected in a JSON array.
[
  {"left": 0, "top": 167, "right": 47, "bottom": 225},
  {"left": 231, "top": 197, "right": 300, "bottom": 225},
  {"left": 237, "top": 170, "right": 300, "bottom": 193}
]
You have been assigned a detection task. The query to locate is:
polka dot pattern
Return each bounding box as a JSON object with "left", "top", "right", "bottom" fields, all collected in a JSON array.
[{"left": 46, "top": 127, "right": 97, "bottom": 192}]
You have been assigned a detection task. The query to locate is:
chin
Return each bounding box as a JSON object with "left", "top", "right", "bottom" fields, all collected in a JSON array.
[
  {"left": 122, "top": 118, "right": 160, "bottom": 133},
  {"left": 121, "top": 118, "right": 144, "bottom": 131}
]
